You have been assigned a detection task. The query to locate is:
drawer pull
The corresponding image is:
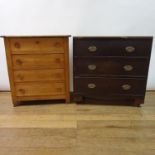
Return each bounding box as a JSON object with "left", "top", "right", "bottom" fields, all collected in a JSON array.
[
  {"left": 54, "top": 42, "right": 61, "bottom": 47},
  {"left": 16, "top": 59, "right": 23, "bottom": 65},
  {"left": 17, "top": 74, "right": 24, "bottom": 80},
  {"left": 55, "top": 58, "right": 61, "bottom": 63},
  {"left": 55, "top": 73, "right": 61, "bottom": 78},
  {"left": 88, "top": 64, "right": 96, "bottom": 70},
  {"left": 35, "top": 41, "right": 40, "bottom": 44},
  {"left": 14, "top": 42, "right": 21, "bottom": 48},
  {"left": 123, "top": 65, "right": 133, "bottom": 71},
  {"left": 122, "top": 84, "right": 131, "bottom": 90},
  {"left": 88, "top": 83, "right": 96, "bottom": 89},
  {"left": 88, "top": 45, "right": 97, "bottom": 52},
  {"left": 125, "top": 46, "right": 135, "bottom": 53},
  {"left": 56, "top": 88, "right": 62, "bottom": 92},
  {"left": 19, "top": 89, "right": 25, "bottom": 94}
]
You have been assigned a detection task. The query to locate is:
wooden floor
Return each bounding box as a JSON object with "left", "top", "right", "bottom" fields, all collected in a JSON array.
[{"left": 0, "top": 92, "right": 155, "bottom": 155}]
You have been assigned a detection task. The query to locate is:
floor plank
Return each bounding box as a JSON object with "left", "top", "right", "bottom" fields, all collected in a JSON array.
[{"left": 0, "top": 92, "right": 155, "bottom": 155}]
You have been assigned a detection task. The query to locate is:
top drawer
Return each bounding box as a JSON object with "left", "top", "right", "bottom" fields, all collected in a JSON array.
[
  {"left": 10, "top": 37, "right": 65, "bottom": 54},
  {"left": 73, "top": 37, "right": 153, "bottom": 57}
]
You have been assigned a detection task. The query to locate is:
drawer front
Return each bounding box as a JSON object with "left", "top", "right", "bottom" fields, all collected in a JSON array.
[
  {"left": 13, "top": 54, "right": 64, "bottom": 69},
  {"left": 15, "top": 82, "right": 65, "bottom": 96},
  {"left": 74, "top": 57, "right": 149, "bottom": 77},
  {"left": 14, "top": 69, "right": 65, "bottom": 82},
  {"left": 74, "top": 38, "right": 152, "bottom": 57},
  {"left": 10, "top": 38, "right": 65, "bottom": 54},
  {"left": 74, "top": 77, "right": 146, "bottom": 96}
]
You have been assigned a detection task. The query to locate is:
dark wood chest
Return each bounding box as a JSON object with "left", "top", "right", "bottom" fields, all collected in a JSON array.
[{"left": 73, "top": 36, "right": 153, "bottom": 106}]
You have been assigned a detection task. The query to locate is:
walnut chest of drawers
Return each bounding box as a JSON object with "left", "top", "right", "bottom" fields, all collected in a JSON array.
[
  {"left": 3, "top": 36, "right": 70, "bottom": 106},
  {"left": 73, "top": 36, "right": 153, "bottom": 106}
]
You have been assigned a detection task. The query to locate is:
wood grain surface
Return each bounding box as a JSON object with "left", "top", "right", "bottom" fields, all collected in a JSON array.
[{"left": 0, "top": 92, "right": 155, "bottom": 155}]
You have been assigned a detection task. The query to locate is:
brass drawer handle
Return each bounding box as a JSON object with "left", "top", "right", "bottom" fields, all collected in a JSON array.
[
  {"left": 88, "top": 83, "right": 96, "bottom": 89},
  {"left": 16, "top": 59, "right": 23, "bottom": 65},
  {"left": 125, "top": 46, "right": 135, "bottom": 53},
  {"left": 122, "top": 84, "right": 131, "bottom": 90},
  {"left": 88, "top": 45, "right": 97, "bottom": 52},
  {"left": 88, "top": 64, "right": 96, "bottom": 70},
  {"left": 123, "top": 65, "right": 133, "bottom": 71}
]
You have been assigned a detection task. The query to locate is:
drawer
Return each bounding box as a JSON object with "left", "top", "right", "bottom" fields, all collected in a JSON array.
[
  {"left": 74, "top": 57, "right": 149, "bottom": 77},
  {"left": 15, "top": 82, "right": 65, "bottom": 97},
  {"left": 14, "top": 69, "right": 65, "bottom": 82},
  {"left": 74, "top": 77, "right": 146, "bottom": 96},
  {"left": 73, "top": 38, "right": 152, "bottom": 57},
  {"left": 13, "top": 54, "right": 64, "bottom": 69},
  {"left": 10, "top": 37, "right": 65, "bottom": 54}
]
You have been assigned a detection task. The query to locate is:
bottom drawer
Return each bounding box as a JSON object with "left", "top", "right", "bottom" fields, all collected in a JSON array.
[
  {"left": 15, "top": 82, "right": 65, "bottom": 97},
  {"left": 74, "top": 77, "right": 146, "bottom": 97}
]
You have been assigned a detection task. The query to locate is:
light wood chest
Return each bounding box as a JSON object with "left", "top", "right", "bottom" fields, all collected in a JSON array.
[{"left": 3, "top": 36, "right": 70, "bottom": 106}]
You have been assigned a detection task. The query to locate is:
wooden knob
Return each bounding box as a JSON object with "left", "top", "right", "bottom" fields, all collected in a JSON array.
[
  {"left": 14, "top": 42, "right": 21, "bottom": 48},
  {"left": 55, "top": 73, "right": 61, "bottom": 78},
  {"left": 16, "top": 59, "right": 23, "bottom": 65},
  {"left": 35, "top": 41, "right": 40, "bottom": 44},
  {"left": 56, "top": 88, "right": 62, "bottom": 92},
  {"left": 17, "top": 74, "right": 24, "bottom": 80},
  {"left": 54, "top": 42, "right": 61, "bottom": 48},
  {"left": 55, "top": 58, "right": 61, "bottom": 63},
  {"left": 19, "top": 89, "right": 25, "bottom": 94}
]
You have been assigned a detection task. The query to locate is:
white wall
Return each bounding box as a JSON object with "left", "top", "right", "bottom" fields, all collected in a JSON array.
[{"left": 0, "top": 0, "right": 155, "bottom": 91}]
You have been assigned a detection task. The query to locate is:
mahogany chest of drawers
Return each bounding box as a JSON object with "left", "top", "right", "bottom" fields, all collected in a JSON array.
[
  {"left": 73, "top": 36, "right": 153, "bottom": 106},
  {"left": 3, "top": 36, "right": 70, "bottom": 106}
]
